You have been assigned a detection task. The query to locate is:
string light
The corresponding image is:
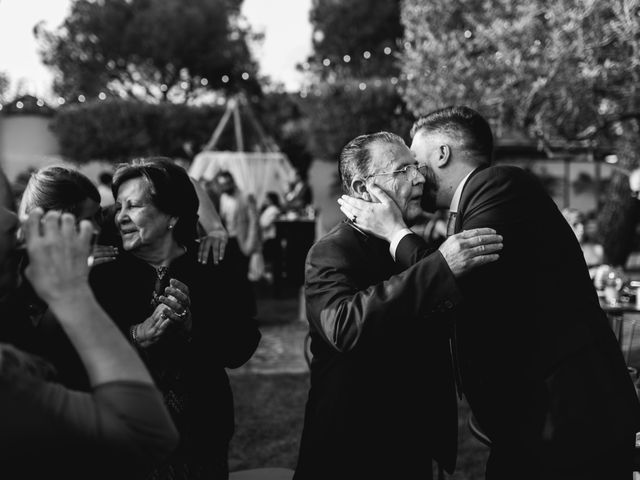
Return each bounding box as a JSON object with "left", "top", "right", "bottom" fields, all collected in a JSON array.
[
  {"left": 200, "top": 78, "right": 209, "bottom": 86},
  {"left": 58, "top": 97, "right": 65, "bottom": 105},
  {"left": 160, "top": 84, "right": 168, "bottom": 92},
  {"left": 36, "top": 99, "right": 44, "bottom": 107},
  {"left": 363, "top": 51, "right": 371, "bottom": 59},
  {"left": 464, "top": 30, "right": 472, "bottom": 39},
  {"left": 180, "top": 81, "right": 189, "bottom": 89},
  {"left": 222, "top": 75, "right": 230, "bottom": 83},
  {"left": 384, "top": 47, "right": 392, "bottom": 55},
  {"left": 241, "top": 72, "right": 250, "bottom": 80},
  {"left": 16, "top": 101, "right": 24, "bottom": 109},
  {"left": 323, "top": 58, "right": 331, "bottom": 67},
  {"left": 98, "top": 92, "right": 107, "bottom": 100},
  {"left": 358, "top": 82, "right": 367, "bottom": 91},
  {"left": 343, "top": 55, "right": 351, "bottom": 63},
  {"left": 78, "top": 95, "right": 86, "bottom": 103}
]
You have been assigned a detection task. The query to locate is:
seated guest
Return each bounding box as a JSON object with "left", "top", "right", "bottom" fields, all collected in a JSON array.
[
  {"left": 0, "top": 205, "right": 178, "bottom": 480},
  {"left": 90, "top": 158, "right": 261, "bottom": 479},
  {"left": 561, "top": 207, "right": 604, "bottom": 278}
]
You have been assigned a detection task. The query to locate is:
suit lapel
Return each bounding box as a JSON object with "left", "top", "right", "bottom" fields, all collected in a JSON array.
[{"left": 454, "top": 166, "right": 488, "bottom": 234}]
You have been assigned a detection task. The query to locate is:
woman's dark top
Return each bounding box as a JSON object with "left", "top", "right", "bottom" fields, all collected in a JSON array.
[
  {"left": 0, "top": 343, "right": 178, "bottom": 480},
  {"left": 89, "top": 244, "right": 261, "bottom": 479}
]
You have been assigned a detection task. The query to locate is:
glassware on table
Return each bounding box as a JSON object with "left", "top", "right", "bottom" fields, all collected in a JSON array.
[{"left": 603, "top": 267, "right": 625, "bottom": 306}]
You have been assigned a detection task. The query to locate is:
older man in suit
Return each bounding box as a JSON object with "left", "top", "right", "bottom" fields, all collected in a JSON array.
[
  {"left": 294, "top": 131, "right": 504, "bottom": 480},
  {"left": 338, "top": 106, "right": 640, "bottom": 479}
]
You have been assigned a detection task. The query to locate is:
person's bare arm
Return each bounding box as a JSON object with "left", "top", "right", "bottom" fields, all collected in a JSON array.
[
  {"left": 23, "top": 208, "right": 154, "bottom": 387},
  {"left": 190, "top": 177, "right": 228, "bottom": 264}
]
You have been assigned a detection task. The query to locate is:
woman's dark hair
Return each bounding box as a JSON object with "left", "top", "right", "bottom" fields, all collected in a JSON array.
[
  {"left": 111, "top": 157, "right": 199, "bottom": 245},
  {"left": 19, "top": 165, "right": 100, "bottom": 218},
  {"left": 265, "top": 191, "right": 281, "bottom": 209}
]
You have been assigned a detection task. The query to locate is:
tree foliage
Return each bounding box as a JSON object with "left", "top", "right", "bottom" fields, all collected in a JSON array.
[
  {"left": 300, "top": 82, "right": 413, "bottom": 161},
  {"left": 0, "top": 71, "right": 9, "bottom": 102},
  {"left": 37, "top": 0, "right": 261, "bottom": 103},
  {"left": 303, "top": 0, "right": 409, "bottom": 162},
  {"left": 50, "top": 99, "right": 267, "bottom": 164},
  {"left": 308, "top": 0, "right": 402, "bottom": 79},
  {"left": 401, "top": 0, "right": 640, "bottom": 265}
]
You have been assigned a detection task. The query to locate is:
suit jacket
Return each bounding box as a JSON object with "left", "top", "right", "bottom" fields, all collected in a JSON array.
[
  {"left": 294, "top": 221, "right": 461, "bottom": 480},
  {"left": 396, "top": 165, "right": 640, "bottom": 474}
]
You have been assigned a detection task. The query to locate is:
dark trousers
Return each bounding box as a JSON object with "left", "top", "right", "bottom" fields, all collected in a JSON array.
[
  {"left": 485, "top": 334, "right": 640, "bottom": 480},
  {"left": 224, "top": 238, "right": 255, "bottom": 317}
]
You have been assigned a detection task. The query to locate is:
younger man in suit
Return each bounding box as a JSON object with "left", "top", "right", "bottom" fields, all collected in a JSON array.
[{"left": 338, "top": 106, "right": 640, "bottom": 479}]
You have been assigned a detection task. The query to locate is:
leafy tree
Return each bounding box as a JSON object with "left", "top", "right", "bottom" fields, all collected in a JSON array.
[
  {"left": 401, "top": 0, "right": 640, "bottom": 265},
  {"left": 308, "top": 0, "right": 402, "bottom": 79},
  {"left": 37, "top": 0, "right": 261, "bottom": 103},
  {"left": 50, "top": 99, "right": 258, "bottom": 163},
  {"left": 0, "top": 71, "right": 9, "bottom": 102},
  {"left": 300, "top": 81, "right": 413, "bottom": 161},
  {"left": 303, "top": 0, "right": 409, "bottom": 163}
]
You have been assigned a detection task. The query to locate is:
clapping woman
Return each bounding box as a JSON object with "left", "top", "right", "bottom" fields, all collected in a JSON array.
[{"left": 89, "top": 158, "right": 260, "bottom": 479}]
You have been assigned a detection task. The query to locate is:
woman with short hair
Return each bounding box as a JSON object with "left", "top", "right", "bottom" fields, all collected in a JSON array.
[{"left": 90, "top": 157, "right": 261, "bottom": 480}]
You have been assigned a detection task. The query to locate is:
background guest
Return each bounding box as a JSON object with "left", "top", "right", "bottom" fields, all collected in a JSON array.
[
  {"left": 561, "top": 207, "right": 604, "bottom": 278},
  {"left": 284, "top": 169, "right": 312, "bottom": 214},
  {"left": 0, "top": 204, "right": 178, "bottom": 480},
  {"left": 259, "top": 191, "right": 283, "bottom": 284}
]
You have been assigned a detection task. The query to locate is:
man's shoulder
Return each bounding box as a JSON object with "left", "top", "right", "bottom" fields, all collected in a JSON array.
[
  {"left": 473, "top": 165, "right": 538, "bottom": 185},
  {"left": 308, "top": 221, "right": 363, "bottom": 258}
]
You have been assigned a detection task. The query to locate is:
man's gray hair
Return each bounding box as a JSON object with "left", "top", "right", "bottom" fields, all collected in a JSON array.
[{"left": 339, "top": 131, "right": 406, "bottom": 194}]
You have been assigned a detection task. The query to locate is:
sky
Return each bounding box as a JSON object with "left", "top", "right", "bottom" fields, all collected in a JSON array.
[{"left": 0, "top": 0, "right": 313, "bottom": 100}]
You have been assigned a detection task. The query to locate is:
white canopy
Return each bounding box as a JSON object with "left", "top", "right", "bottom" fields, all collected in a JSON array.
[{"left": 188, "top": 150, "right": 296, "bottom": 205}]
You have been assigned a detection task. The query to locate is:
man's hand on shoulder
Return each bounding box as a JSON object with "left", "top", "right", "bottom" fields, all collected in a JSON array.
[
  {"left": 439, "top": 228, "right": 503, "bottom": 277},
  {"left": 338, "top": 184, "right": 406, "bottom": 242}
]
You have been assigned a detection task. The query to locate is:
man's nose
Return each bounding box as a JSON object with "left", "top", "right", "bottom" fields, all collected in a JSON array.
[{"left": 115, "top": 207, "right": 127, "bottom": 224}]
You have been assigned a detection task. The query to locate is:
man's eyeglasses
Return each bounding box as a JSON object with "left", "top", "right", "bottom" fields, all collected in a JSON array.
[{"left": 364, "top": 163, "right": 428, "bottom": 181}]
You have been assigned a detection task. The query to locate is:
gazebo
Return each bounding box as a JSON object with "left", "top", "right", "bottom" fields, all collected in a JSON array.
[{"left": 188, "top": 94, "right": 296, "bottom": 206}]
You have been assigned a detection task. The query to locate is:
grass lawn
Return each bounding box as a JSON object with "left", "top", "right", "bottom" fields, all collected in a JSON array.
[{"left": 229, "top": 372, "right": 490, "bottom": 479}]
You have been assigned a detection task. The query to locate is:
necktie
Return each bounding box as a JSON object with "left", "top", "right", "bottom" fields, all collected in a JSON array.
[{"left": 446, "top": 212, "right": 458, "bottom": 237}]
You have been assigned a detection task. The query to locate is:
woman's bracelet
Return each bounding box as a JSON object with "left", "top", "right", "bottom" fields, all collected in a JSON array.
[{"left": 129, "top": 324, "right": 140, "bottom": 345}]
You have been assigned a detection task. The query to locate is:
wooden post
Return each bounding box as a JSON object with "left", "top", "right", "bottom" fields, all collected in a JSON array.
[
  {"left": 233, "top": 100, "right": 244, "bottom": 152},
  {"left": 203, "top": 97, "right": 235, "bottom": 151}
]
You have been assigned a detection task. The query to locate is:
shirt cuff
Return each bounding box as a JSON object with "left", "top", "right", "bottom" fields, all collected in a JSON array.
[{"left": 389, "top": 228, "right": 413, "bottom": 260}]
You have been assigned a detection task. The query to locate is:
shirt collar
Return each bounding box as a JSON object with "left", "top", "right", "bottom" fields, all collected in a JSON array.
[{"left": 449, "top": 169, "right": 476, "bottom": 213}]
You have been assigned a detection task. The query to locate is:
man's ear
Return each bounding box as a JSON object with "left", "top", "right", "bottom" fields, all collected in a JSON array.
[
  {"left": 436, "top": 145, "right": 451, "bottom": 168},
  {"left": 351, "top": 179, "right": 372, "bottom": 202}
]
